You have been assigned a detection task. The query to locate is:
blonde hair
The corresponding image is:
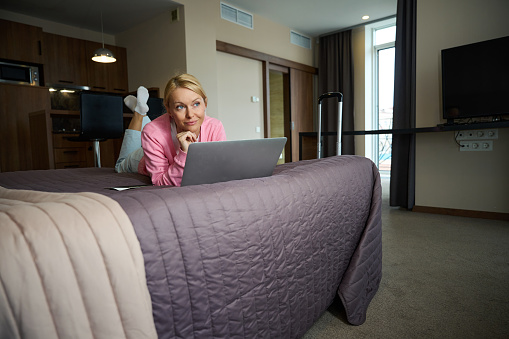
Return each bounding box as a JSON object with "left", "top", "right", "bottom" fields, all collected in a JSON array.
[{"left": 163, "top": 73, "right": 207, "bottom": 110}]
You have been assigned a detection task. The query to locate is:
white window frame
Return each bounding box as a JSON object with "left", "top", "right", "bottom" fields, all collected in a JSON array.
[
  {"left": 364, "top": 19, "right": 396, "bottom": 167},
  {"left": 374, "top": 41, "right": 395, "bottom": 168}
]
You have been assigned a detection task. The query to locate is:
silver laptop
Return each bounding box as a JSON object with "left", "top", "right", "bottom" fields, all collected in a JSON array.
[{"left": 181, "top": 137, "right": 287, "bottom": 186}]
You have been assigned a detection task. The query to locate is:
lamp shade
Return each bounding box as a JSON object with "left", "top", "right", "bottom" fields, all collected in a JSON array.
[{"left": 92, "top": 47, "right": 116, "bottom": 63}]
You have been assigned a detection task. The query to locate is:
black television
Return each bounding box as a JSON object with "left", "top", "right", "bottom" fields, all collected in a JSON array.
[{"left": 441, "top": 35, "right": 509, "bottom": 124}]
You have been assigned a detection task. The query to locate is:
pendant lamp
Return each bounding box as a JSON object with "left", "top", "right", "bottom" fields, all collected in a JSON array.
[{"left": 92, "top": 11, "right": 116, "bottom": 63}]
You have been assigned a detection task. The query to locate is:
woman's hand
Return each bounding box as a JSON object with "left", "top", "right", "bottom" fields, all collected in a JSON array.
[{"left": 177, "top": 131, "right": 198, "bottom": 153}]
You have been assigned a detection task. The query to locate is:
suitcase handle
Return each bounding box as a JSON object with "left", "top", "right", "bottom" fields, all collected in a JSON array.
[
  {"left": 317, "top": 92, "right": 343, "bottom": 159},
  {"left": 318, "top": 92, "right": 343, "bottom": 103}
]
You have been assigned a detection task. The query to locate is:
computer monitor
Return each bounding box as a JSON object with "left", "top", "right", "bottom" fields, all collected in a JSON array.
[{"left": 80, "top": 92, "right": 124, "bottom": 140}]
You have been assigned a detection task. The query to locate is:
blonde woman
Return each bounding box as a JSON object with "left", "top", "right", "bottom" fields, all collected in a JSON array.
[{"left": 139, "top": 73, "right": 226, "bottom": 186}]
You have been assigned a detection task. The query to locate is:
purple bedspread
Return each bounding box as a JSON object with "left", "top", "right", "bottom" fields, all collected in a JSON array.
[{"left": 0, "top": 155, "right": 382, "bottom": 338}]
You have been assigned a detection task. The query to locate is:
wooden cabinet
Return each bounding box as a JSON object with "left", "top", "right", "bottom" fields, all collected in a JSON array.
[
  {"left": 29, "top": 111, "right": 122, "bottom": 170},
  {"left": 108, "top": 45, "right": 129, "bottom": 93},
  {"left": 52, "top": 134, "right": 88, "bottom": 168},
  {"left": 1, "top": 20, "right": 129, "bottom": 94},
  {"left": 0, "top": 19, "right": 43, "bottom": 64},
  {"left": 0, "top": 20, "right": 129, "bottom": 172},
  {"left": 0, "top": 84, "right": 50, "bottom": 172},
  {"left": 44, "top": 35, "right": 128, "bottom": 93},
  {"left": 42, "top": 33, "right": 88, "bottom": 87},
  {"left": 52, "top": 134, "right": 119, "bottom": 169},
  {"left": 85, "top": 41, "right": 109, "bottom": 92},
  {"left": 86, "top": 41, "right": 128, "bottom": 93}
]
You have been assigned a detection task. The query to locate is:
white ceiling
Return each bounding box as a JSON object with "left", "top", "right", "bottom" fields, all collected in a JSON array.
[
  {"left": 0, "top": 0, "right": 397, "bottom": 37},
  {"left": 226, "top": 0, "right": 397, "bottom": 37}
]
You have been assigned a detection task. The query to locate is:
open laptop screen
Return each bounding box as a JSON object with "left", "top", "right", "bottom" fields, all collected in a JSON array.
[{"left": 181, "top": 137, "right": 287, "bottom": 186}]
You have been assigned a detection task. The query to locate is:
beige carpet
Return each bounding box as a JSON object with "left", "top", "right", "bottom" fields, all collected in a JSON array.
[{"left": 303, "top": 177, "right": 509, "bottom": 338}]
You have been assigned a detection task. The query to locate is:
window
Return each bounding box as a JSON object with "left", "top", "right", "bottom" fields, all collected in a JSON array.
[{"left": 373, "top": 25, "right": 395, "bottom": 172}]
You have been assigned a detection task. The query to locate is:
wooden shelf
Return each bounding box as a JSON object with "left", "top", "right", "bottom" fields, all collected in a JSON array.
[{"left": 50, "top": 110, "right": 79, "bottom": 117}]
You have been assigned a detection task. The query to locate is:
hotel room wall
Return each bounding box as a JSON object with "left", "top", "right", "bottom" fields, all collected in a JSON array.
[
  {"left": 174, "top": 0, "right": 315, "bottom": 124},
  {"left": 175, "top": 0, "right": 315, "bottom": 120},
  {"left": 352, "top": 26, "right": 367, "bottom": 158},
  {"left": 215, "top": 8, "right": 315, "bottom": 67},
  {"left": 116, "top": 7, "right": 186, "bottom": 95},
  {"left": 415, "top": 0, "right": 509, "bottom": 213},
  {"left": 175, "top": 0, "right": 221, "bottom": 117}
]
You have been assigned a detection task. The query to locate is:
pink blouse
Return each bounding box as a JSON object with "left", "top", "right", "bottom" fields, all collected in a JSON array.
[{"left": 139, "top": 114, "right": 226, "bottom": 186}]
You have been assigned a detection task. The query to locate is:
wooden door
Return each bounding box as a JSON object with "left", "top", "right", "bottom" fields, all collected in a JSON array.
[
  {"left": 268, "top": 68, "right": 291, "bottom": 164},
  {"left": 289, "top": 68, "right": 314, "bottom": 162},
  {"left": 216, "top": 51, "right": 264, "bottom": 140}
]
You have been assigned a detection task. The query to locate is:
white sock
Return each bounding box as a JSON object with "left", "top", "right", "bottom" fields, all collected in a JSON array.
[
  {"left": 124, "top": 95, "right": 137, "bottom": 112},
  {"left": 135, "top": 86, "right": 149, "bottom": 115}
]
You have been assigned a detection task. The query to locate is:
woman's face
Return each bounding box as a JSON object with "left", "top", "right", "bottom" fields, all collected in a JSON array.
[{"left": 168, "top": 87, "right": 206, "bottom": 136}]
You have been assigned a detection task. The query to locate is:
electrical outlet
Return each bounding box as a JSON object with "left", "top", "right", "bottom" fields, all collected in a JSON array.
[
  {"left": 456, "top": 129, "right": 498, "bottom": 140},
  {"left": 459, "top": 140, "right": 493, "bottom": 151}
]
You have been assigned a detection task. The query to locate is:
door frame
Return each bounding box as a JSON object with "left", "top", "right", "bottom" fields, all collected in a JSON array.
[{"left": 216, "top": 41, "right": 317, "bottom": 161}]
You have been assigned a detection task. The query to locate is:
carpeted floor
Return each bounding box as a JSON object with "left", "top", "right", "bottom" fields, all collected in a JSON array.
[{"left": 303, "top": 177, "right": 509, "bottom": 338}]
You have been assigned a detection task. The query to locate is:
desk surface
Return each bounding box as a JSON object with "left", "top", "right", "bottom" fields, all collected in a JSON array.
[{"left": 300, "top": 120, "right": 509, "bottom": 136}]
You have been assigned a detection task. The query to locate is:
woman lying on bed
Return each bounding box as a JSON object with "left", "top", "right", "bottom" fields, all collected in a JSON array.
[{"left": 115, "top": 73, "right": 226, "bottom": 186}]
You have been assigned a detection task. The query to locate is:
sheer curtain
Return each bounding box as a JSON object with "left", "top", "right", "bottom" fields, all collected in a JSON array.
[
  {"left": 318, "top": 30, "right": 355, "bottom": 156},
  {"left": 390, "top": 0, "right": 417, "bottom": 209}
]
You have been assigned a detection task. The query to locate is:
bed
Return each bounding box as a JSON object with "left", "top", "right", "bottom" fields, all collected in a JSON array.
[{"left": 0, "top": 155, "right": 382, "bottom": 339}]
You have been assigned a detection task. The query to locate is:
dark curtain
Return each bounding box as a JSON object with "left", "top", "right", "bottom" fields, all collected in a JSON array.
[
  {"left": 318, "top": 30, "right": 355, "bottom": 156},
  {"left": 390, "top": 0, "right": 417, "bottom": 209}
]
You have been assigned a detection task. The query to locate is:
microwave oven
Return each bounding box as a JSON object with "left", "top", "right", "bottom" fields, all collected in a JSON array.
[{"left": 0, "top": 60, "right": 40, "bottom": 86}]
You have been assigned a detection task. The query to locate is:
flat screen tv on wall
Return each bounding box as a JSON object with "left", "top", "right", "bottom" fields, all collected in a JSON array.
[{"left": 441, "top": 35, "right": 509, "bottom": 124}]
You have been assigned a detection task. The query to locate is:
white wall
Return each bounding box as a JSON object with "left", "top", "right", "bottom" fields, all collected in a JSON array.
[
  {"left": 175, "top": 0, "right": 315, "bottom": 122},
  {"left": 215, "top": 7, "right": 315, "bottom": 67},
  {"left": 116, "top": 7, "right": 186, "bottom": 94},
  {"left": 415, "top": 0, "right": 509, "bottom": 213},
  {"left": 216, "top": 51, "right": 264, "bottom": 140},
  {"left": 174, "top": 0, "right": 221, "bottom": 116},
  {"left": 352, "top": 26, "right": 366, "bottom": 158}
]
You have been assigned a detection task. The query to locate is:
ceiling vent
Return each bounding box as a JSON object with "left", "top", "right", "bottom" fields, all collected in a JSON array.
[
  {"left": 290, "top": 31, "right": 311, "bottom": 49},
  {"left": 221, "top": 3, "right": 253, "bottom": 29}
]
